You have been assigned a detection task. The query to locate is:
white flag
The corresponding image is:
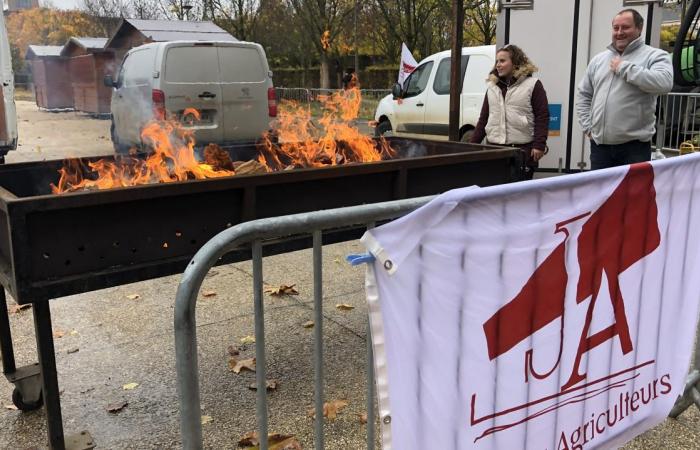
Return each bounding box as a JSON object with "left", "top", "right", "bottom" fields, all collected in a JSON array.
[
  {"left": 362, "top": 156, "right": 700, "bottom": 450},
  {"left": 398, "top": 43, "right": 418, "bottom": 86}
]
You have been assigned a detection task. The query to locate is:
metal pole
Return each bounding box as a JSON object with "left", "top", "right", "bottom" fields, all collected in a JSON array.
[
  {"left": 0, "top": 289, "right": 16, "bottom": 374},
  {"left": 449, "top": 0, "right": 465, "bottom": 141},
  {"left": 354, "top": 0, "right": 359, "bottom": 75},
  {"left": 33, "top": 301, "right": 65, "bottom": 450},
  {"left": 253, "top": 241, "right": 269, "bottom": 450},
  {"left": 313, "top": 231, "right": 325, "bottom": 449}
]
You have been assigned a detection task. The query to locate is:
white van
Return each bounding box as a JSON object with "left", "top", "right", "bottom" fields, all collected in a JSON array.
[
  {"left": 0, "top": 10, "right": 17, "bottom": 157},
  {"left": 106, "top": 40, "right": 276, "bottom": 152},
  {"left": 374, "top": 45, "right": 495, "bottom": 142}
]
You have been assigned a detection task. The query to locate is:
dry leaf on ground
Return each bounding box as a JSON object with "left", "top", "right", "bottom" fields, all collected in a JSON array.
[
  {"left": 227, "top": 345, "right": 240, "bottom": 356},
  {"left": 67, "top": 348, "right": 79, "bottom": 354},
  {"left": 8, "top": 304, "right": 31, "bottom": 314},
  {"left": 201, "top": 415, "right": 214, "bottom": 425},
  {"left": 248, "top": 379, "right": 279, "bottom": 391},
  {"left": 335, "top": 304, "right": 355, "bottom": 311},
  {"left": 106, "top": 401, "right": 128, "bottom": 413},
  {"left": 302, "top": 320, "right": 314, "bottom": 328},
  {"left": 358, "top": 412, "right": 368, "bottom": 424},
  {"left": 126, "top": 294, "right": 140, "bottom": 300},
  {"left": 240, "top": 335, "right": 256, "bottom": 344},
  {"left": 229, "top": 357, "right": 256, "bottom": 374},
  {"left": 238, "top": 432, "right": 301, "bottom": 449},
  {"left": 264, "top": 284, "right": 299, "bottom": 297},
  {"left": 308, "top": 399, "right": 348, "bottom": 420},
  {"left": 53, "top": 330, "right": 66, "bottom": 339},
  {"left": 202, "top": 290, "right": 217, "bottom": 298},
  {"left": 4, "top": 404, "right": 18, "bottom": 411},
  {"left": 122, "top": 383, "right": 139, "bottom": 390}
]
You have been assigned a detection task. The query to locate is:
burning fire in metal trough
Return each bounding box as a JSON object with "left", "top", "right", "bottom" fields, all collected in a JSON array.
[{"left": 51, "top": 88, "right": 395, "bottom": 194}]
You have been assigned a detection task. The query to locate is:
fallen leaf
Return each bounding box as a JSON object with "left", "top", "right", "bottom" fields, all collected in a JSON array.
[
  {"left": 53, "top": 330, "right": 66, "bottom": 339},
  {"left": 228, "top": 357, "right": 256, "bottom": 374},
  {"left": 240, "top": 335, "right": 256, "bottom": 344},
  {"left": 202, "top": 290, "right": 217, "bottom": 298},
  {"left": 302, "top": 320, "right": 314, "bottom": 328},
  {"left": 227, "top": 345, "right": 240, "bottom": 356},
  {"left": 106, "top": 401, "right": 128, "bottom": 413},
  {"left": 122, "top": 383, "right": 139, "bottom": 390},
  {"left": 126, "top": 294, "right": 140, "bottom": 300},
  {"left": 238, "top": 432, "right": 301, "bottom": 449},
  {"left": 335, "top": 304, "right": 355, "bottom": 311},
  {"left": 358, "top": 412, "right": 368, "bottom": 424},
  {"left": 248, "top": 379, "right": 279, "bottom": 391},
  {"left": 4, "top": 404, "right": 18, "bottom": 410},
  {"left": 264, "top": 284, "right": 299, "bottom": 297},
  {"left": 8, "top": 304, "right": 31, "bottom": 314},
  {"left": 308, "top": 399, "right": 348, "bottom": 420},
  {"left": 69, "top": 330, "right": 79, "bottom": 336},
  {"left": 201, "top": 415, "right": 213, "bottom": 425},
  {"left": 67, "top": 348, "right": 79, "bottom": 354}
]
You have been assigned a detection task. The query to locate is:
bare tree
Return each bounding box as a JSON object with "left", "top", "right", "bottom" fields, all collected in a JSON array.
[
  {"left": 81, "top": 0, "right": 130, "bottom": 18},
  {"left": 285, "top": 0, "right": 354, "bottom": 88},
  {"left": 464, "top": 0, "right": 496, "bottom": 45},
  {"left": 211, "top": 0, "right": 259, "bottom": 40}
]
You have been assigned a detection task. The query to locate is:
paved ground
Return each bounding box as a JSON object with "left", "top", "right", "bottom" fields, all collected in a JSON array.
[{"left": 0, "top": 101, "right": 698, "bottom": 449}]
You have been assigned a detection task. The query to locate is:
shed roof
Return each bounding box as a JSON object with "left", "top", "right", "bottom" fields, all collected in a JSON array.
[
  {"left": 105, "top": 19, "right": 237, "bottom": 48},
  {"left": 60, "top": 37, "right": 109, "bottom": 56},
  {"left": 26, "top": 45, "right": 63, "bottom": 60}
]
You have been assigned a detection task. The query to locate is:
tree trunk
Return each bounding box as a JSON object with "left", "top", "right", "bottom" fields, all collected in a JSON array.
[{"left": 319, "top": 53, "right": 330, "bottom": 89}]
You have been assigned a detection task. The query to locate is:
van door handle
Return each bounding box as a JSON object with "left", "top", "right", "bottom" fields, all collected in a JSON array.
[
  {"left": 198, "top": 92, "right": 216, "bottom": 99},
  {"left": 416, "top": 103, "right": 424, "bottom": 107}
]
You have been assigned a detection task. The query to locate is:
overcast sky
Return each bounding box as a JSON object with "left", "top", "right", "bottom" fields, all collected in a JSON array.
[{"left": 42, "top": 0, "right": 82, "bottom": 11}]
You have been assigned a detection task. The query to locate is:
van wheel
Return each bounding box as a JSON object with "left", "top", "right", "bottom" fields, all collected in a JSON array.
[
  {"left": 111, "top": 122, "right": 130, "bottom": 154},
  {"left": 375, "top": 120, "right": 392, "bottom": 137},
  {"left": 460, "top": 129, "right": 474, "bottom": 143}
]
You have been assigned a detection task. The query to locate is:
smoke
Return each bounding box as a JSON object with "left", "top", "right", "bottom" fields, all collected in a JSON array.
[{"left": 401, "top": 142, "right": 428, "bottom": 159}]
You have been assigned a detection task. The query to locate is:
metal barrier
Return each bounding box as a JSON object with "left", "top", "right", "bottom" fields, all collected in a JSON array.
[
  {"left": 275, "top": 87, "right": 391, "bottom": 119},
  {"left": 655, "top": 92, "right": 700, "bottom": 154},
  {"left": 174, "top": 196, "right": 433, "bottom": 450},
  {"left": 174, "top": 193, "right": 700, "bottom": 449}
]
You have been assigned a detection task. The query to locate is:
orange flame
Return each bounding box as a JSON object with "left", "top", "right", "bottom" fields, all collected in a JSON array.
[
  {"left": 51, "top": 90, "right": 394, "bottom": 194},
  {"left": 258, "top": 87, "right": 394, "bottom": 171},
  {"left": 321, "top": 30, "right": 330, "bottom": 51}
]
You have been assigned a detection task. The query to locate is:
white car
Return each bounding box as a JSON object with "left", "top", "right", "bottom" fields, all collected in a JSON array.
[
  {"left": 374, "top": 45, "right": 495, "bottom": 142},
  {"left": 106, "top": 40, "right": 276, "bottom": 152}
]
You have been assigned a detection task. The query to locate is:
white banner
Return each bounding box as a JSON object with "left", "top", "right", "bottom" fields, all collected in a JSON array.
[
  {"left": 362, "top": 156, "right": 700, "bottom": 450},
  {"left": 398, "top": 43, "right": 418, "bottom": 86}
]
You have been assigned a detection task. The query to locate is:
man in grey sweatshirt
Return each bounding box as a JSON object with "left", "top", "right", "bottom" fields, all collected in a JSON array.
[{"left": 576, "top": 8, "right": 673, "bottom": 170}]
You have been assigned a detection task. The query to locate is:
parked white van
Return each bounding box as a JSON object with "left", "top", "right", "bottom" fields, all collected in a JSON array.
[
  {"left": 106, "top": 40, "right": 276, "bottom": 152},
  {"left": 0, "top": 10, "right": 17, "bottom": 158},
  {"left": 374, "top": 45, "right": 495, "bottom": 142}
]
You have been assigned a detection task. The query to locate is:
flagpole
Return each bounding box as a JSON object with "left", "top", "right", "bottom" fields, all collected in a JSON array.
[{"left": 449, "top": 0, "right": 465, "bottom": 141}]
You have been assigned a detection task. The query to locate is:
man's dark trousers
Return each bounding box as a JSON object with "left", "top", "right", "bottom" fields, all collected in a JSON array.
[{"left": 590, "top": 139, "right": 651, "bottom": 170}]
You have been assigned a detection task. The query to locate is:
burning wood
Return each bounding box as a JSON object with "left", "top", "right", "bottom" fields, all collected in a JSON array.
[{"left": 50, "top": 88, "right": 394, "bottom": 194}]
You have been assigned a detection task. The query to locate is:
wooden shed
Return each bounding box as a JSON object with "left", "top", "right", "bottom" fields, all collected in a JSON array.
[
  {"left": 61, "top": 37, "right": 114, "bottom": 115},
  {"left": 25, "top": 45, "right": 73, "bottom": 110},
  {"left": 105, "top": 19, "right": 237, "bottom": 63}
]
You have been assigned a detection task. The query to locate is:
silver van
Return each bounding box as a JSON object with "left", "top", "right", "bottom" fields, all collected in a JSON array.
[{"left": 106, "top": 40, "right": 276, "bottom": 152}]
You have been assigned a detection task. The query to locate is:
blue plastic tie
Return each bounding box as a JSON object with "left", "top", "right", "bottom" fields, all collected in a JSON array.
[{"left": 346, "top": 253, "right": 375, "bottom": 266}]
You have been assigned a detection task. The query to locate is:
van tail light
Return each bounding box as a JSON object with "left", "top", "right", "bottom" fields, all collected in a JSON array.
[
  {"left": 267, "top": 87, "right": 277, "bottom": 117},
  {"left": 152, "top": 89, "right": 166, "bottom": 120}
]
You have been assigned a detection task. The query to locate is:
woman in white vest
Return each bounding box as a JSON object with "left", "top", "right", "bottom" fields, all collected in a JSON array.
[{"left": 470, "top": 45, "right": 549, "bottom": 180}]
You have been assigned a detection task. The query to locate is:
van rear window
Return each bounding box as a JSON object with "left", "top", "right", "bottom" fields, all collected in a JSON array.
[
  {"left": 218, "top": 47, "right": 265, "bottom": 83},
  {"left": 164, "top": 47, "right": 219, "bottom": 83}
]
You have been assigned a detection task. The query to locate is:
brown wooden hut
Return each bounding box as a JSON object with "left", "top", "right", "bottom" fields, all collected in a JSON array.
[
  {"left": 25, "top": 45, "right": 73, "bottom": 110},
  {"left": 61, "top": 37, "right": 114, "bottom": 115},
  {"left": 105, "top": 19, "right": 237, "bottom": 63}
]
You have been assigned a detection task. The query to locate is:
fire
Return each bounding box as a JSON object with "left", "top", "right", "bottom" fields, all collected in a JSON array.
[
  {"left": 258, "top": 87, "right": 394, "bottom": 171},
  {"left": 321, "top": 30, "right": 330, "bottom": 51},
  {"left": 51, "top": 88, "right": 394, "bottom": 194}
]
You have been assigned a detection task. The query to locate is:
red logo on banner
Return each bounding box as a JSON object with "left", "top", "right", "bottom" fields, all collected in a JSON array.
[
  {"left": 472, "top": 163, "right": 662, "bottom": 441},
  {"left": 402, "top": 62, "right": 416, "bottom": 74}
]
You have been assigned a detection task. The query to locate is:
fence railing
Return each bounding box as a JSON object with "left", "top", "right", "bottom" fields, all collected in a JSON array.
[
  {"left": 275, "top": 88, "right": 391, "bottom": 120},
  {"left": 655, "top": 92, "right": 700, "bottom": 154},
  {"left": 174, "top": 196, "right": 433, "bottom": 450}
]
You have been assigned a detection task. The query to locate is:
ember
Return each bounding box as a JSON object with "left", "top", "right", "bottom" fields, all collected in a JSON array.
[{"left": 51, "top": 88, "right": 392, "bottom": 194}]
